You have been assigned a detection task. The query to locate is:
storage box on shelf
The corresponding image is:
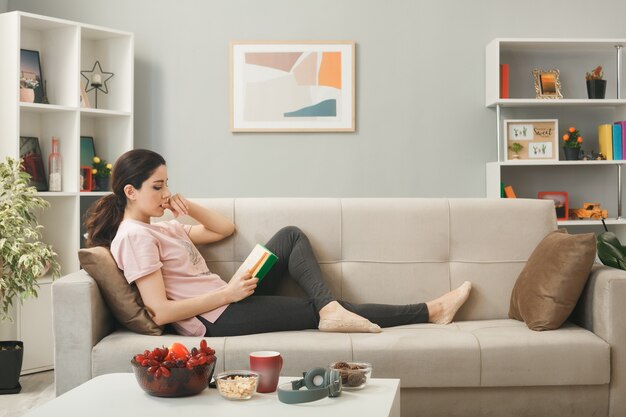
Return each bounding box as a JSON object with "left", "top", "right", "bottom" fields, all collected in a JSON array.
[
  {"left": 485, "top": 38, "right": 626, "bottom": 228},
  {"left": 0, "top": 11, "right": 133, "bottom": 373}
]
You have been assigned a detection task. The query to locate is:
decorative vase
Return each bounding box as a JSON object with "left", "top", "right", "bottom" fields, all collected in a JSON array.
[
  {"left": 95, "top": 176, "right": 110, "bottom": 191},
  {"left": 19, "top": 88, "right": 34, "bottom": 103},
  {"left": 511, "top": 154, "right": 521, "bottom": 160},
  {"left": 0, "top": 341, "right": 23, "bottom": 394},
  {"left": 586, "top": 79, "right": 606, "bottom": 99},
  {"left": 563, "top": 147, "right": 581, "bottom": 161}
]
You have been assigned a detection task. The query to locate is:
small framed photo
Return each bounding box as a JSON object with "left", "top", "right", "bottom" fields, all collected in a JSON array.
[
  {"left": 538, "top": 191, "right": 569, "bottom": 220},
  {"left": 504, "top": 119, "right": 558, "bottom": 161},
  {"left": 533, "top": 69, "right": 563, "bottom": 99},
  {"left": 80, "top": 166, "right": 93, "bottom": 191},
  {"left": 231, "top": 41, "right": 355, "bottom": 132},
  {"left": 20, "top": 49, "right": 46, "bottom": 103},
  {"left": 19, "top": 136, "right": 48, "bottom": 191}
]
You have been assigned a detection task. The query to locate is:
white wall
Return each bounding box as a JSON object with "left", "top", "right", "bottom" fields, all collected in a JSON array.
[{"left": 8, "top": 0, "right": 626, "bottom": 198}]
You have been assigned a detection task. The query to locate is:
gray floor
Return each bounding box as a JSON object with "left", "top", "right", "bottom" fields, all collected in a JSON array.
[{"left": 0, "top": 371, "right": 55, "bottom": 417}]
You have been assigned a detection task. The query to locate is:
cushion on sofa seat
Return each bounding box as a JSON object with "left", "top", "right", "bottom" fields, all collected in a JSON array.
[
  {"left": 508, "top": 231, "right": 596, "bottom": 331},
  {"left": 78, "top": 247, "right": 163, "bottom": 335},
  {"left": 457, "top": 320, "right": 610, "bottom": 387}
]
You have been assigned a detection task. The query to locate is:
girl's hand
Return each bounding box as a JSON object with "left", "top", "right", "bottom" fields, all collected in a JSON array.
[
  {"left": 226, "top": 271, "right": 258, "bottom": 303},
  {"left": 163, "top": 193, "right": 189, "bottom": 218}
]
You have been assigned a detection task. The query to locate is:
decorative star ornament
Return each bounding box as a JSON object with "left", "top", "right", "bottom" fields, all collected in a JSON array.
[{"left": 81, "top": 61, "right": 114, "bottom": 94}]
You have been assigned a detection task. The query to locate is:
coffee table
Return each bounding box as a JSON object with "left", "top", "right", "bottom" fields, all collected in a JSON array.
[{"left": 23, "top": 373, "right": 400, "bottom": 417}]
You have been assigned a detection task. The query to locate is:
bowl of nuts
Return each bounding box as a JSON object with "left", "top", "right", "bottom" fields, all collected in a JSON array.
[
  {"left": 215, "top": 370, "right": 259, "bottom": 400},
  {"left": 131, "top": 340, "right": 216, "bottom": 397},
  {"left": 329, "top": 361, "right": 372, "bottom": 389}
]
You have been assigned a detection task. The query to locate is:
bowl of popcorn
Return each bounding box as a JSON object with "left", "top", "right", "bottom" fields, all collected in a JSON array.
[
  {"left": 329, "top": 361, "right": 372, "bottom": 390},
  {"left": 215, "top": 370, "right": 259, "bottom": 400}
]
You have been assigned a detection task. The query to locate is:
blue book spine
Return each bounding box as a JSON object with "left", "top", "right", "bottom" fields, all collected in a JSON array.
[{"left": 614, "top": 123, "right": 623, "bottom": 160}]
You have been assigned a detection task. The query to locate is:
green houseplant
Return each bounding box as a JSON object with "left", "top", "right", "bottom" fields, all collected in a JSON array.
[
  {"left": 0, "top": 157, "right": 60, "bottom": 393},
  {"left": 91, "top": 155, "right": 113, "bottom": 191},
  {"left": 562, "top": 127, "right": 583, "bottom": 160},
  {"left": 508, "top": 142, "right": 524, "bottom": 159}
]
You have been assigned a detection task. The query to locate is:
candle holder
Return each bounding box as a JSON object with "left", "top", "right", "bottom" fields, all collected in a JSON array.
[{"left": 80, "top": 61, "right": 114, "bottom": 109}]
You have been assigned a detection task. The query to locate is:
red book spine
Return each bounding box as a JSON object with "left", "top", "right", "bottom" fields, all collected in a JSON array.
[{"left": 500, "top": 64, "right": 509, "bottom": 99}]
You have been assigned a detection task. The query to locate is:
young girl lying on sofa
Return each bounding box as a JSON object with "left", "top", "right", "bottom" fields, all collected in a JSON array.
[{"left": 84, "top": 149, "right": 472, "bottom": 337}]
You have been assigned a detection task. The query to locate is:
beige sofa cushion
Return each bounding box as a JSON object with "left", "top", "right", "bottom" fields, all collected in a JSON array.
[
  {"left": 508, "top": 231, "right": 596, "bottom": 331},
  {"left": 78, "top": 247, "right": 163, "bottom": 335},
  {"left": 457, "top": 320, "right": 610, "bottom": 386}
]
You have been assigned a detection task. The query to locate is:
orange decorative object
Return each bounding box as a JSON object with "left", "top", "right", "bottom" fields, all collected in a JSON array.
[{"left": 80, "top": 166, "right": 92, "bottom": 191}]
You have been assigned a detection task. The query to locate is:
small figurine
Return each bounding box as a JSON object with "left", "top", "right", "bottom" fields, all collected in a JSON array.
[
  {"left": 569, "top": 202, "right": 608, "bottom": 220},
  {"left": 580, "top": 150, "right": 591, "bottom": 161},
  {"left": 592, "top": 151, "right": 606, "bottom": 160}
]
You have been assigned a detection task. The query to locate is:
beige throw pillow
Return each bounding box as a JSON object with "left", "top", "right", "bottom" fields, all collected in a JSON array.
[
  {"left": 78, "top": 247, "right": 163, "bottom": 335},
  {"left": 508, "top": 230, "right": 596, "bottom": 331}
]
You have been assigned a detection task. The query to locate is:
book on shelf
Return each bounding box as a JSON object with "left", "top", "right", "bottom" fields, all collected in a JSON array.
[
  {"left": 598, "top": 124, "right": 613, "bottom": 160},
  {"left": 616, "top": 121, "right": 626, "bottom": 160},
  {"left": 500, "top": 64, "right": 509, "bottom": 99},
  {"left": 504, "top": 185, "right": 517, "bottom": 198},
  {"left": 233, "top": 244, "right": 278, "bottom": 283},
  {"left": 613, "top": 123, "right": 623, "bottom": 160}
]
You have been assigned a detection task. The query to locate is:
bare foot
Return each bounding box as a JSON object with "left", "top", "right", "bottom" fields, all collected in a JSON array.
[
  {"left": 318, "top": 301, "right": 382, "bottom": 333},
  {"left": 426, "top": 281, "right": 472, "bottom": 325}
]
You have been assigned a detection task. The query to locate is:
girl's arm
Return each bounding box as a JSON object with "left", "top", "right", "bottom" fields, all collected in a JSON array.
[
  {"left": 165, "top": 194, "right": 235, "bottom": 245},
  {"left": 135, "top": 268, "right": 257, "bottom": 326}
]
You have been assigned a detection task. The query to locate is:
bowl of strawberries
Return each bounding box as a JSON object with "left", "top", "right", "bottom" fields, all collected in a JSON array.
[{"left": 131, "top": 339, "right": 216, "bottom": 397}]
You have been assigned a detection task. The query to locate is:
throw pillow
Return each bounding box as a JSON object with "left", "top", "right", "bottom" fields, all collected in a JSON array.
[
  {"left": 508, "top": 230, "right": 596, "bottom": 331},
  {"left": 78, "top": 247, "right": 163, "bottom": 335}
]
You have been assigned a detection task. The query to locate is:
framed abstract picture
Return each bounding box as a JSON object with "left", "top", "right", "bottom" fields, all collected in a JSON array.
[{"left": 230, "top": 41, "right": 355, "bottom": 132}]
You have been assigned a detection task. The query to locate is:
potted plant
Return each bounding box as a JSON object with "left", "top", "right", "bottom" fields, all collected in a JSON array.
[
  {"left": 562, "top": 127, "right": 583, "bottom": 160},
  {"left": 585, "top": 65, "right": 606, "bottom": 99},
  {"left": 508, "top": 142, "right": 524, "bottom": 160},
  {"left": 0, "top": 157, "right": 60, "bottom": 394},
  {"left": 91, "top": 156, "right": 113, "bottom": 191},
  {"left": 19, "top": 77, "right": 39, "bottom": 103}
]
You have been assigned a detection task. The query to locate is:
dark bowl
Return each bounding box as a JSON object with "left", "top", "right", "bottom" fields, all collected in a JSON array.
[{"left": 131, "top": 357, "right": 216, "bottom": 397}]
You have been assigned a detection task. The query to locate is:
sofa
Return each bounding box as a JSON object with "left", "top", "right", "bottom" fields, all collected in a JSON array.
[{"left": 52, "top": 198, "right": 626, "bottom": 417}]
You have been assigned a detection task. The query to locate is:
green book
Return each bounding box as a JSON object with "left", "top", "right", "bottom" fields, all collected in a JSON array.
[{"left": 234, "top": 244, "right": 278, "bottom": 283}]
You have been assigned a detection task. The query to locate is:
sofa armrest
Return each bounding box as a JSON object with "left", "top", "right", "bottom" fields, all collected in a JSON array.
[
  {"left": 573, "top": 263, "right": 626, "bottom": 417},
  {"left": 52, "top": 269, "right": 115, "bottom": 396}
]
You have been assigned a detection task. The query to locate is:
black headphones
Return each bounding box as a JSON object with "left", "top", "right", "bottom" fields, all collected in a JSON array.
[{"left": 277, "top": 367, "right": 342, "bottom": 404}]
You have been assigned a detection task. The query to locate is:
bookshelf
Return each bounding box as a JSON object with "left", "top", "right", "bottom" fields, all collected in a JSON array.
[
  {"left": 0, "top": 11, "right": 133, "bottom": 373},
  {"left": 485, "top": 38, "right": 626, "bottom": 228}
]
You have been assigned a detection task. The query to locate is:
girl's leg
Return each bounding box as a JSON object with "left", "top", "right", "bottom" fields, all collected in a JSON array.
[
  {"left": 198, "top": 296, "right": 318, "bottom": 337},
  {"left": 255, "top": 226, "right": 334, "bottom": 311}
]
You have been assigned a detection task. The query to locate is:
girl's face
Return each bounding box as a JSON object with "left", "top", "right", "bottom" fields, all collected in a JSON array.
[{"left": 128, "top": 165, "right": 171, "bottom": 221}]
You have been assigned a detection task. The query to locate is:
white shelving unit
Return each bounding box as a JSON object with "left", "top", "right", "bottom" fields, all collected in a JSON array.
[
  {"left": 485, "top": 38, "right": 626, "bottom": 228},
  {"left": 0, "top": 11, "right": 133, "bottom": 374}
]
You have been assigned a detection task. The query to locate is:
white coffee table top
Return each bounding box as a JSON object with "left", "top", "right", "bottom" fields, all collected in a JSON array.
[{"left": 25, "top": 374, "right": 400, "bottom": 417}]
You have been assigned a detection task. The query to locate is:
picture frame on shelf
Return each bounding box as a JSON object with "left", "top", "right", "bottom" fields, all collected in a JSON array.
[
  {"left": 80, "top": 136, "right": 96, "bottom": 167},
  {"left": 504, "top": 119, "right": 558, "bottom": 161},
  {"left": 19, "top": 136, "right": 48, "bottom": 191},
  {"left": 538, "top": 191, "right": 569, "bottom": 220},
  {"left": 80, "top": 166, "right": 93, "bottom": 191},
  {"left": 230, "top": 41, "right": 355, "bottom": 132},
  {"left": 533, "top": 69, "right": 563, "bottom": 99},
  {"left": 20, "top": 49, "right": 46, "bottom": 104}
]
